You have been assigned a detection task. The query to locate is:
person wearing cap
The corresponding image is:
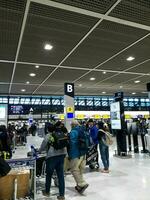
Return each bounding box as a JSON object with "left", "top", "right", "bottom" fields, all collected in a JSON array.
[{"left": 68, "top": 120, "right": 89, "bottom": 194}]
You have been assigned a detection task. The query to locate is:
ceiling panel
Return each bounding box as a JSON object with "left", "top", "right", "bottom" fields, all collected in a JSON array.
[
  {"left": 123, "top": 75, "right": 150, "bottom": 86},
  {"left": 96, "top": 74, "right": 138, "bottom": 85},
  {"left": 11, "top": 84, "right": 37, "bottom": 94},
  {"left": 98, "top": 35, "right": 150, "bottom": 71},
  {"left": 52, "top": 0, "right": 117, "bottom": 14},
  {"left": 18, "top": 2, "right": 98, "bottom": 64},
  {"left": 126, "top": 60, "right": 150, "bottom": 74},
  {"left": 76, "top": 71, "right": 117, "bottom": 87},
  {"left": 35, "top": 85, "right": 62, "bottom": 95},
  {"left": 0, "top": 0, "right": 26, "bottom": 60},
  {"left": 63, "top": 20, "right": 148, "bottom": 68},
  {"left": 110, "top": 0, "right": 150, "bottom": 26},
  {"left": 44, "top": 68, "right": 87, "bottom": 85},
  {"left": 0, "top": 84, "right": 9, "bottom": 94},
  {"left": 13, "top": 64, "right": 56, "bottom": 84},
  {"left": 0, "top": 63, "right": 14, "bottom": 82}
]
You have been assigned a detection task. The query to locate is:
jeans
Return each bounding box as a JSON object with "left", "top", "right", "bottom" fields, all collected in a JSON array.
[
  {"left": 70, "top": 155, "right": 87, "bottom": 187},
  {"left": 99, "top": 142, "right": 109, "bottom": 170},
  {"left": 45, "top": 155, "right": 65, "bottom": 196}
]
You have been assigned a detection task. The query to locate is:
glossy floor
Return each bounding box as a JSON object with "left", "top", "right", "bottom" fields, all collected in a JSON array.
[{"left": 37, "top": 149, "right": 150, "bottom": 200}]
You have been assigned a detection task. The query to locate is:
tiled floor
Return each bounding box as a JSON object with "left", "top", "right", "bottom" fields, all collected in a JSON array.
[{"left": 37, "top": 148, "right": 150, "bottom": 200}]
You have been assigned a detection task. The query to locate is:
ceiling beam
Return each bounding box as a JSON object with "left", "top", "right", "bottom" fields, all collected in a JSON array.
[
  {"left": 32, "top": 0, "right": 122, "bottom": 94},
  {"left": 8, "top": 0, "right": 31, "bottom": 94},
  {"left": 31, "top": 0, "right": 150, "bottom": 31}
]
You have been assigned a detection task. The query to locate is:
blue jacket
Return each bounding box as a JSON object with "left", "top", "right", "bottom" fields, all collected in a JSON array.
[
  {"left": 68, "top": 126, "right": 85, "bottom": 159},
  {"left": 89, "top": 125, "right": 99, "bottom": 145}
]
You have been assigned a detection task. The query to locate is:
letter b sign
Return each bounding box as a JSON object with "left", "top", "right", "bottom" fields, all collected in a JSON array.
[{"left": 64, "top": 83, "right": 74, "bottom": 97}]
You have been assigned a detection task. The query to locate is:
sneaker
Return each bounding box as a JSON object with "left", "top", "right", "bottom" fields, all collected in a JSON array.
[
  {"left": 42, "top": 190, "right": 50, "bottom": 197},
  {"left": 57, "top": 196, "right": 65, "bottom": 200},
  {"left": 101, "top": 169, "right": 109, "bottom": 173},
  {"left": 75, "top": 184, "right": 89, "bottom": 194}
]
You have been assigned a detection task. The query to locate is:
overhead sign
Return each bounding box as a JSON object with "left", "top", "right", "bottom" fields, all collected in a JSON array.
[
  {"left": 77, "top": 114, "right": 85, "bottom": 119},
  {"left": 67, "top": 106, "right": 74, "bottom": 113},
  {"left": 64, "top": 83, "right": 74, "bottom": 98}
]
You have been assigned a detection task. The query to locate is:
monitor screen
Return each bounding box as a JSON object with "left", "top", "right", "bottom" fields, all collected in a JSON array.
[
  {"left": 110, "top": 102, "right": 121, "bottom": 130},
  {"left": 10, "top": 105, "right": 24, "bottom": 114}
]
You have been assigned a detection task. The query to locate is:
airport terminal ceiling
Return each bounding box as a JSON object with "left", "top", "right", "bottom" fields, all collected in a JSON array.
[{"left": 0, "top": 0, "right": 150, "bottom": 97}]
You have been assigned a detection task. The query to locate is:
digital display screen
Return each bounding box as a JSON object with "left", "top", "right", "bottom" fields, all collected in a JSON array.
[
  {"left": 67, "top": 113, "right": 74, "bottom": 119},
  {"left": 10, "top": 105, "right": 24, "bottom": 114},
  {"left": 110, "top": 102, "right": 121, "bottom": 130}
]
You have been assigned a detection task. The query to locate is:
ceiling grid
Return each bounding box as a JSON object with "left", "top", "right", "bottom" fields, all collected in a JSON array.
[{"left": 0, "top": 0, "right": 150, "bottom": 96}]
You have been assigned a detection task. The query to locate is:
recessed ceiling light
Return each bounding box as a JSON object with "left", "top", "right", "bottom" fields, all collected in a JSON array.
[
  {"left": 26, "top": 81, "right": 30, "bottom": 84},
  {"left": 102, "top": 91, "right": 106, "bottom": 94},
  {"left": 29, "top": 73, "right": 36, "bottom": 77},
  {"left": 134, "top": 80, "right": 140, "bottom": 83},
  {"left": 90, "top": 77, "right": 96, "bottom": 81},
  {"left": 103, "top": 71, "right": 107, "bottom": 74},
  {"left": 21, "top": 89, "right": 26, "bottom": 92},
  {"left": 79, "top": 84, "right": 82, "bottom": 87},
  {"left": 35, "top": 65, "right": 39, "bottom": 69},
  {"left": 132, "top": 92, "right": 136, "bottom": 95},
  {"left": 126, "top": 56, "right": 135, "bottom": 61},
  {"left": 120, "top": 86, "right": 123, "bottom": 89},
  {"left": 44, "top": 43, "right": 53, "bottom": 50}
]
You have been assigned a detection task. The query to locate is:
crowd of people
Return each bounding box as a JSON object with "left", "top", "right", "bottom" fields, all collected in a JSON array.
[
  {"left": 39, "top": 119, "right": 112, "bottom": 200},
  {"left": 1, "top": 118, "right": 149, "bottom": 200}
]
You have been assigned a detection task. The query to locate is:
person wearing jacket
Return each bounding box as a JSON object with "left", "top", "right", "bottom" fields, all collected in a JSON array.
[
  {"left": 98, "top": 121, "right": 110, "bottom": 173},
  {"left": 88, "top": 119, "right": 99, "bottom": 168},
  {"left": 68, "top": 120, "right": 89, "bottom": 194},
  {"left": 39, "top": 122, "right": 66, "bottom": 200}
]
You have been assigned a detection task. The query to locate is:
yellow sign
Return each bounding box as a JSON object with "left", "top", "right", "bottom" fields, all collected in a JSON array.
[
  {"left": 144, "top": 115, "right": 150, "bottom": 119},
  {"left": 125, "top": 115, "right": 132, "bottom": 119},
  {"left": 60, "top": 114, "right": 65, "bottom": 120},
  {"left": 77, "top": 114, "right": 85, "bottom": 119},
  {"left": 102, "top": 114, "right": 110, "bottom": 119},
  {"left": 67, "top": 107, "right": 74, "bottom": 113},
  {"left": 94, "top": 114, "right": 101, "bottom": 119}
]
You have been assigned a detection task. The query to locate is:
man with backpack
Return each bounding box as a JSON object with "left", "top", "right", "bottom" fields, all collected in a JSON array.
[
  {"left": 68, "top": 120, "right": 89, "bottom": 194},
  {"left": 39, "top": 122, "right": 68, "bottom": 200}
]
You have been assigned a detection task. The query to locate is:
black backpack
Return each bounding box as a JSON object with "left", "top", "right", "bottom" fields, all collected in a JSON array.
[
  {"left": 78, "top": 126, "right": 91, "bottom": 155},
  {"left": 52, "top": 128, "right": 69, "bottom": 150},
  {"left": 0, "top": 156, "right": 11, "bottom": 177}
]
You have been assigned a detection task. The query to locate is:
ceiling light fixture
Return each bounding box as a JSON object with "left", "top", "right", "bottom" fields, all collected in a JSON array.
[
  {"left": 102, "top": 92, "right": 106, "bottom": 94},
  {"left": 26, "top": 81, "right": 30, "bottom": 84},
  {"left": 126, "top": 56, "right": 135, "bottom": 61},
  {"left": 134, "top": 80, "right": 140, "bottom": 83},
  {"left": 21, "top": 89, "right": 26, "bottom": 92},
  {"left": 29, "top": 73, "right": 36, "bottom": 77},
  {"left": 90, "top": 77, "right": 96, "bottom": 81},
  {"left": 35, "top": 65, "right": 39, "bottom": 69},
  {"left": 79, "top": 84, "right": 82, "bottom": 87},
  {"left": 132, "top": 92, "right": 136, "bottom": 95},
  {"left": 103, "top": 71, "right": 106, "bottom": 74},
  {"left": 120, "top": 86, "right": 123, "bottom": 89},
  {"left": 44, "top": 43, "right": 53, "bottom": 50}
]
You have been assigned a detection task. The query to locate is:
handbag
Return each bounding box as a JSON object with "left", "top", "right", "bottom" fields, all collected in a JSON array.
[{"left": 0, "top": 156, "right": 11, "bottom": 177}]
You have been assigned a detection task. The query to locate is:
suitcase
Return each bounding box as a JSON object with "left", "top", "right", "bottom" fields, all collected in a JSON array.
[{"left": 86, "top": 145, "right": 99, "bottom": 169}]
